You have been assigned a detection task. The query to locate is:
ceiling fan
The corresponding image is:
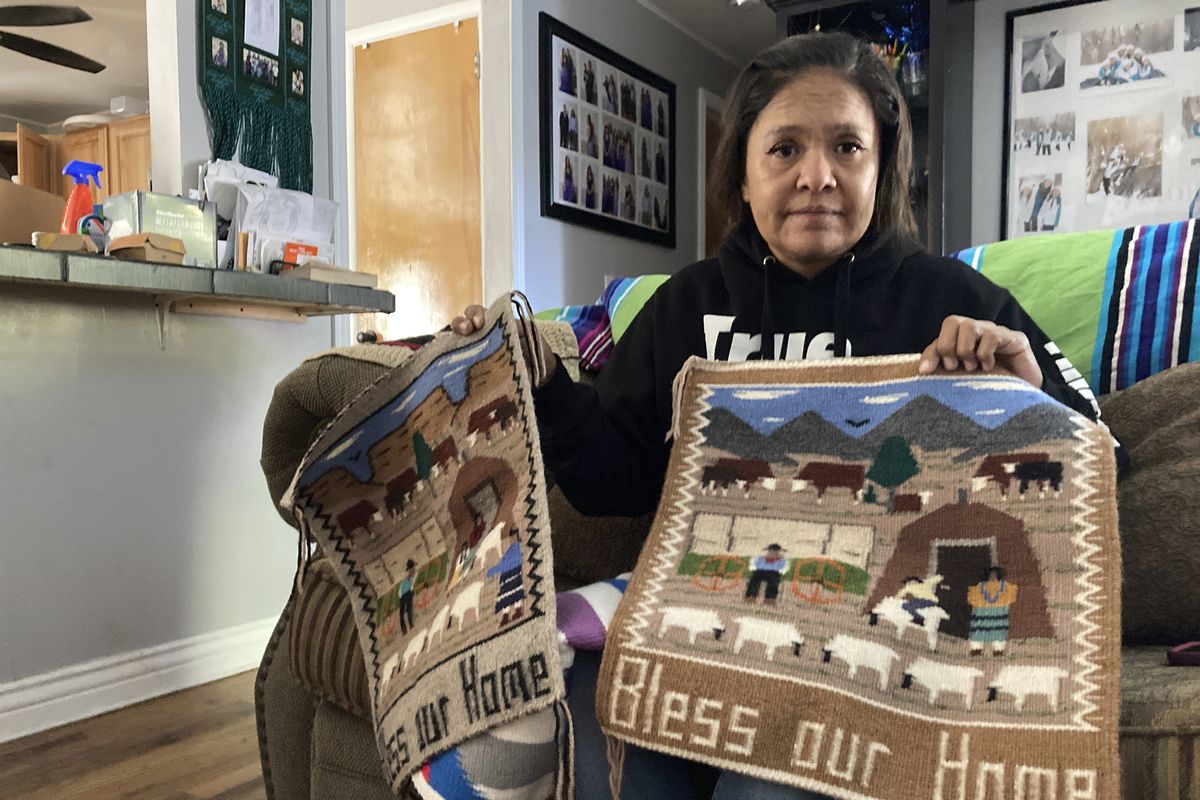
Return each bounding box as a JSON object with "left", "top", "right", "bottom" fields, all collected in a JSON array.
[{"left": 0, "top": 5, "right": 105, "bottom": 73}]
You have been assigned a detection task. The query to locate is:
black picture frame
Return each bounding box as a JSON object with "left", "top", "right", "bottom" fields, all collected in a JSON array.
[
  {"left": 539, "top": 12, "right": 676, "bottom": 248},
  {"left": 1001, "top": 0, "right": 1101, "bottom": 239}
]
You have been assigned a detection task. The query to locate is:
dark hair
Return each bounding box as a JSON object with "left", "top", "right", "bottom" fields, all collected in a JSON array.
[
  {"left": 985, "top": 565, "right": 1006, "bottom": 581},
  {"left": 709, "top": 31, "right": 916, "bottom": 242}
]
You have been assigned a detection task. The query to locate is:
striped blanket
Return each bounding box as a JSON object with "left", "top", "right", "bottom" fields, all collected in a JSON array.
[
  {"left": 953, "top": 218, "right": 1199, "bottom": 394},
  {"left": 535, "top": 275, "right": 670, "bottom": 372}
]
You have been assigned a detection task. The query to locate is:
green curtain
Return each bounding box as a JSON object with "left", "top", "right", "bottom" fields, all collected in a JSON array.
[{"left": 198, "top": 0, "right": 313, "bottom": 192}]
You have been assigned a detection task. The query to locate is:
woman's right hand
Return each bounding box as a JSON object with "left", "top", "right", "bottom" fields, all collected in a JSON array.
[{"left": 451, "top": 304, "right": 488, "bottom": 336}]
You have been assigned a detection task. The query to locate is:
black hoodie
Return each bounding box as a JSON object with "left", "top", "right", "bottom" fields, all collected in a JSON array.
[{"left": 535, "top": 220, "right": 1100, "bottom": 517}]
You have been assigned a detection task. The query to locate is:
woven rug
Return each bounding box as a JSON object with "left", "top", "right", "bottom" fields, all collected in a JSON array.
[
  {"left": 283, "top": 296, "right": 563, "bottom": 792},
  {"left": 597, "top": 355, "right": 1120, "bottom": 800}
]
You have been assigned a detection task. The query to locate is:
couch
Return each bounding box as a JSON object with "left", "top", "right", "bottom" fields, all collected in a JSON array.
[{"left": 254, "top": 224, "right": 1200, "bottom": 800}]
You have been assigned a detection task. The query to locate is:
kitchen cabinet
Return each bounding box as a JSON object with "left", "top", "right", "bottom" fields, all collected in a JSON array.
[{"left": 105, "top": 115, "right": 152, "bottom": 197}]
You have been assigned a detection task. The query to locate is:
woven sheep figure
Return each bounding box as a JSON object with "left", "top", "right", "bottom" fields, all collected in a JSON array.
[
  {"left": 657, "top": 606, "right": 724, "bottom": 645},
  {"left": 987, "top": 665, "right": 1070, "bottom": 711},
  {"left": 380, "top": 652, "right": 400, "bottom": 692},
  {"left": 449, "top": 580, "right": 485, "bottom": 631},
  {"left": 730, "top": 616, "right": 805, "bottom": 661},
  {"left": 822, "top": 634, "right": 900, "bottom": 690},
  {"left": 476, "top": 522, "right": 507, "bottom": 567},
  {"left": 402, "top": 627, "right": 427, "bottom": 671},
  {"left": 424, "top": 605, "right": 450, "bottom": 649},
  {"left": 900, "top": 657, "right": 985, "bottom": 708}
]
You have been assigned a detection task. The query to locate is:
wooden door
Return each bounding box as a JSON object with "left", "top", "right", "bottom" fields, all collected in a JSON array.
[
  {"left": 106, "top": 115, "right": 152, "bottom": 196},
  {"left": 352, "top": 19, "right": 482, "bottom": 340},
  {"left": 57, "top": 126, "right": 109, "bottom": 202},
  {"left": 16, "top": 124, "right": 53, "bottom": 193}
]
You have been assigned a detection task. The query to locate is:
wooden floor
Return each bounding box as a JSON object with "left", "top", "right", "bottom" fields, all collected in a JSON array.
[{"left": 0, "top": 671, "right": 266, "bottom": 800}]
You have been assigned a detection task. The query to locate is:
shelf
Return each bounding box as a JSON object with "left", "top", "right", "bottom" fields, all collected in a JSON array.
[{"left": 0, "top": 245, "right": 395, "bottom": 318}]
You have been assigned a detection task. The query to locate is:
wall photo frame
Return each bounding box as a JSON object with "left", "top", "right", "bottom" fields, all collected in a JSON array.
[
  {"left": 539, "top": 13, "right": 676, "bottom": 248},
  {"left": 1003, "top": 0, "right": 1200, "bottom": 238}
]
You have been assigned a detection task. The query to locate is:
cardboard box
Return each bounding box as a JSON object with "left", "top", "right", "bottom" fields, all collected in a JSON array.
[
  {"left": 32, "top": 232, "right": 98, "bottom": 253},
  {"left": 103, "top": 191, "right": 217, "bottom": 268},
  {"left": 0, "top": 179, "right": 65, "bottom": 245},
  {"left": 108, "top": 232, "right": 186, "bottom": 265}
]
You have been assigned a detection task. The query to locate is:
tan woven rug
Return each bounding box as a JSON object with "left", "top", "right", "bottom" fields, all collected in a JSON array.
[
  {"left": 597, "top": 355, "right": 1120, "bottom": 799},
  {"left": 283, "top": 297, "right": 563, "bottom": 792}
]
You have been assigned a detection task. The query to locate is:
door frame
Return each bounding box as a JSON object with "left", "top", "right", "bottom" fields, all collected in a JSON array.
[
  {"left": 696, "top": 87, "right": 725, "bottom": 262},
  {"left": 338, "top": 1, "right": 484, "bottom": 345}
]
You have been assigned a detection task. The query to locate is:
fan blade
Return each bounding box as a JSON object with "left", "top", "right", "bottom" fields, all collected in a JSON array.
[
  {"left": 0, "top": 31, "right": 104, "bottom": 73},
  {"left": 0, "top": 6, "right": 93, "bottom": 26}
]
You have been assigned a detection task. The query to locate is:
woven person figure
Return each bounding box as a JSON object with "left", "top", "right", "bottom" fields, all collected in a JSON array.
[
  {"left": 398, "top": 559, "right": 416, "bottom": 635},
  {"left": 486, "top": 526, "right": 526, "bottom": 625},
  {"left": 967, "top": 565, "right": 1018, "bottom": 656},
  {"left": 896, "top": 574, "right": 942, "bottom": 625},
  {"left": 744, "top": 543, "right": 788, "bottom": 606}
]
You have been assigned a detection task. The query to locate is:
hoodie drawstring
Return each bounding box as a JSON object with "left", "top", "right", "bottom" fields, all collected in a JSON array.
[
  {"left": 760, "top": 256, "right": 777, "bottom": 360},
  {"left": 834, "top": 253, "right": 855, "bottom": 358}
]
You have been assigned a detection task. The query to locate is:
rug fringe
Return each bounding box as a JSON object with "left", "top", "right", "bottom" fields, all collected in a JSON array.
[
  {"left": 667, "top": 356, "right": 703, "bottom": 442},
  {"left": 605, "top": 735, "right": 626, "bottom": 800}
]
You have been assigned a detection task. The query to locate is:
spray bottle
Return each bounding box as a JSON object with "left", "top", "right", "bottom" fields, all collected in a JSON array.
[{"left": 60, "top": 160, "right": 104, "bottom": 235}]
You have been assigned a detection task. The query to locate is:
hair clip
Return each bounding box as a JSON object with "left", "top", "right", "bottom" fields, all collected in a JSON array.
[{"left": 511, "top": 290, "right": 547, "bottom": 387}]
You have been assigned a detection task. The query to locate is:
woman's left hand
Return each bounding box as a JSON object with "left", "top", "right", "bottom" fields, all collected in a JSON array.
[{"left": 918, "top": 316, "right": 1043, "bottom": 388}]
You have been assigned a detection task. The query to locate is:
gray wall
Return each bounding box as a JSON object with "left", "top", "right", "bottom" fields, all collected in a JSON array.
[
  {"left": 513, "top": 0, "right": 739, "bottom": 309},
  {"left": 0, "top": 0, "right": 336, "bottom": 684},
  {"left": 967, "top": 0, "right": 1046, "bottom": 246},
  {"left": 0, "top": 115, "right": 51, "bottom": 134},
  {"left": 941, "top": 1, "right": 975, "bottom": 253}
]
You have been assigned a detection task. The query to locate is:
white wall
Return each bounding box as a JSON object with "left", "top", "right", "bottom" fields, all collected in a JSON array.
[
  {"left": 0, "top": 288, "right": 327, "bottom": 685},
  {"left": 513, "top": 0, "right": 739, "bottom": 309},
  {"left": 0, "top": 0, "right": 337, "bottom": 712}
]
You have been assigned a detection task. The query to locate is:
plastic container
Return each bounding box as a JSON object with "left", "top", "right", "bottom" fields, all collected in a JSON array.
[{"left": 60, "top": 160, "right": 104, "bottom": 235}]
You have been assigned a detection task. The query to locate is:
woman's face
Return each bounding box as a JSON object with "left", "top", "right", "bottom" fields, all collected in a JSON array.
[{"left": 742, "top": 70, "right": 880, "bottom": 277}]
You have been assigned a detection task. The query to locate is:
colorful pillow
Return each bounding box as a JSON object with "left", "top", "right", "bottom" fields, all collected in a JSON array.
[
  {"left": 535, "top": 274, "right": 670, "bottom": 372},
  {"left": 602, "top": 274, "right": 670, "bottom": 342},
  {"left": 954, "top": 218, "right": 1199, "bottom": 394}
]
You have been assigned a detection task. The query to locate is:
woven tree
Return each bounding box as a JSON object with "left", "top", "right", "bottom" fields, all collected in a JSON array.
[
  {"left": 867, "top": 435, "right": 919, "bottom": 512},
  {"left": 414, "top": 431, "right": 436, "bottom": 496}
]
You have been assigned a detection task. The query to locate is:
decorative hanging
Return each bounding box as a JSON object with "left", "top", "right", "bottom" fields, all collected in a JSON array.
[{"left": 198, "top": 0, "right": 312, "bottom": 192}]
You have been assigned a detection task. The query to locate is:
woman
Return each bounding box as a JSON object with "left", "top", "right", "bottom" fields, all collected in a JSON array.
[
  {"left": 584, "top": 60, "right": 597, "bottom": 105},
  {"left": 621, "top": 183, "right": 636, "bottom": 221},
  {"left": 967, "top": 566, "right": 1018, "bottom": 656},
  {"left": 561, "top": 157, "right": 576, "bottom": 204},
  {"left": 584, "top": 166, "right": 597, "bottom": 210},
  {"left": 584, "top": 116, "right": 599, "bottom": 158},
  {"left": 454, "top": 31, "right": 1095, "bottom": 799},
  {"left": 1039, "top": 187, "right": 1062, "bottom": 231}
]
